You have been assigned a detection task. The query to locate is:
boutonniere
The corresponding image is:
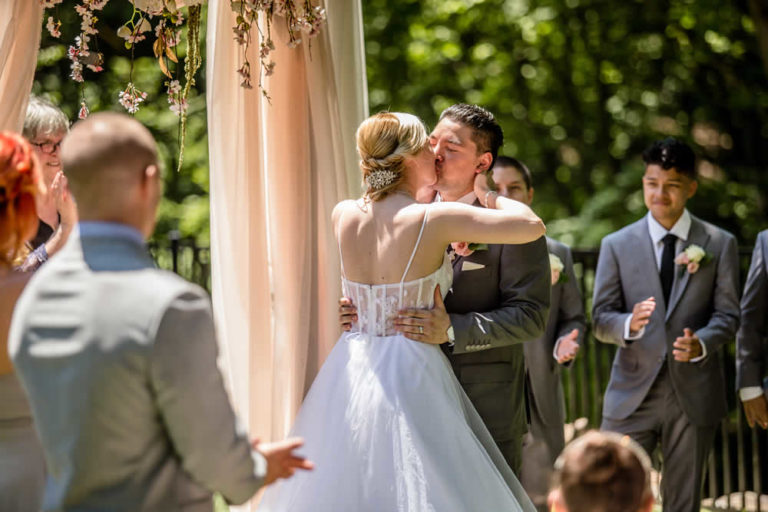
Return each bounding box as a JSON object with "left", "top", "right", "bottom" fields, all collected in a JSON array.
[
  {"left": 549, "top": 253, "right": 568, "bottom": 285},
  {"left": 450, "top": 241, "right": 488, "bottom": 259},
  {"left": 674, "top": 244, "right": 712, "bottom": 274}
]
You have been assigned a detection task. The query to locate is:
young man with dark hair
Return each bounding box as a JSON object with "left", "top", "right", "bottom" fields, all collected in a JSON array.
[
  {"left": 592, "top": 138, "right": 740, "bottom": 512},
  {"left": 438, "top": 103, "right": 504, "bottom": 169}
]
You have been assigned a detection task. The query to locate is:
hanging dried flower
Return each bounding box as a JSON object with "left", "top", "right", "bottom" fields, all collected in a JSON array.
[
  {"left": 118, "top": 83, "right": 148, "bottom": 114},
  {"left": 230, "top": 0, "right": 327, "bottom": 96},
  {"left": 78, "top": 101, "right": 90, "bottom": 120}
]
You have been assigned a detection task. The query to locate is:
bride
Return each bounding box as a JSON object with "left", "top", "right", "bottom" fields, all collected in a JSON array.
[{"left": 258, "top": 112, "right": 543, "bottom": 511}]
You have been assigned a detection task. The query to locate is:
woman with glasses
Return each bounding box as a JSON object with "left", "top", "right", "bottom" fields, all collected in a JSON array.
[{"left": 19, "top": 96, "right": 77, "bottom": 271}]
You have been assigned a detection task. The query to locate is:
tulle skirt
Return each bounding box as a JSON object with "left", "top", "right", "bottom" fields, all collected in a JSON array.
[{"left": 257, "top": 332, "right": 534, "bottom": 512}]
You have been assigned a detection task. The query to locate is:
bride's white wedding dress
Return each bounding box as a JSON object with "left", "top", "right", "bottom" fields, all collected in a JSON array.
[{"left": 257, "top": 209, "right": 534, "bottom": 511}]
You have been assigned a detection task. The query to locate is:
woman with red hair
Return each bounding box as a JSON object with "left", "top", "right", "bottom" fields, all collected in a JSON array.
[{"left": 0, "top": 132, "right": 47, "bottom": 511}]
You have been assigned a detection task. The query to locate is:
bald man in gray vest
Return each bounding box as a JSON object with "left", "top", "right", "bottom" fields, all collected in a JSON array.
[{"left": 9, "top": 113, "right": 312, "bottom": 512}]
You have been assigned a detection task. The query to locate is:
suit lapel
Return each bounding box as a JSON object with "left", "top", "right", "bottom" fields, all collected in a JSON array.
[{"left": 665, "top": 217, "right": 710, "bottom": 321}]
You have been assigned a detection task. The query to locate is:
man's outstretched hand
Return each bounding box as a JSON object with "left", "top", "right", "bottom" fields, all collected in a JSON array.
[
  {"left": 555, "top": 329, "right": 580, "bottom": 364},
  {"left": 743, "top": 395, "right": 768, "bottom": 429},
  {"left": 253, "top": 437, "right": 314, "bottom": 485}
]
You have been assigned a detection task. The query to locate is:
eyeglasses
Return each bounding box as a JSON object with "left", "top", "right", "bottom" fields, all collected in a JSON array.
[{"left": 30, "top": 139, "right": 62, "bottom": 154}]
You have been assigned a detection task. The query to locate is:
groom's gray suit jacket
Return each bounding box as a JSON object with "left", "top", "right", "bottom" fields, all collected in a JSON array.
[
  {"left": 9, "top": 228, "right": 266, "bottom": 512},
  {"left": 736, "top": 229, "right": 768, "bottom": 392},
  {"left": 592, "top": 215, "right": 740, "bottom": 426},
  {"left": 445, "top": 199, "right": 551, "bottom": 451}
]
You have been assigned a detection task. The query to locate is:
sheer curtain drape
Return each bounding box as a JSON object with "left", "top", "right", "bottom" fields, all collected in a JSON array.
[
  {"left": 206, "top": 0, "right": 367, "bottom": 489},
  {"left": 0, "top": 1, "right": 42, "bottom": 131}
]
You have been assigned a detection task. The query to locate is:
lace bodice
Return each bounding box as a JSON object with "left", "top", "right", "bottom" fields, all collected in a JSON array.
[
  {"left": 342, "top": 254, "right": 452, "bottom": 336},
  {"left": 339, "top": 205, "right": 453, "bottom": 336}
]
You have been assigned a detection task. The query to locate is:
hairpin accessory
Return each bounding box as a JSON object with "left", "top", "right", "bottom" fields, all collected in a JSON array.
[{"left": 365, "top": 169, "right": 398, "bottom": 190}]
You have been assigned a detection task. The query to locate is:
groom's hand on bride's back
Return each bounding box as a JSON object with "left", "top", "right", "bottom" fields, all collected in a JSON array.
[
  {"left": 253, "top": 437, "right": 314, "bottom": 485},
  {"left": 339, "top": 297, "right": 357, "bottom": 331},
  {"left": 395, "top": 285, "right": 451, "bottom": 345}
]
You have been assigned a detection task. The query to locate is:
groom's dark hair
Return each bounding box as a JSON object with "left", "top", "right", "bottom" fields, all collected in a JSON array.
[
  {"left": 642, "top": 137, "right": 697, "bottom": 179},
  {"left": 439, "top": 104, "right": 503, "bottom": 170}
]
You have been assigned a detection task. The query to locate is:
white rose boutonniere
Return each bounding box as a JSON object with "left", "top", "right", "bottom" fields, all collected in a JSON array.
[
  {"left": 549, "top": 253, "right": 567, "bottom": 285},
  {"left": 674, "top": 244, "right": 711, "bottom": 274}
]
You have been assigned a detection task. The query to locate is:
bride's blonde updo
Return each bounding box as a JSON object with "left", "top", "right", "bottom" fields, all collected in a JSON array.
[
  {"left": 356, "top": 112, "right": 428, "bottom": 202},
  {"left": 0, "top": 132, "right": 42, "bottom": 268}
]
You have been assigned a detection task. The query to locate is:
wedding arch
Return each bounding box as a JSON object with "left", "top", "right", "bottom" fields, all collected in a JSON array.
[{"left": 1, "top": 5, "right": 367, "bottom": 506}]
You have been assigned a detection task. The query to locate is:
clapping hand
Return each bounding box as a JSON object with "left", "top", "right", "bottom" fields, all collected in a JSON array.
[
  {"left": 555, "top": 329, "right": 580, "bottom": 364},
  {"left": 253, "top": 437, "right": 314, "bottom": 485},
  {"left": 629, "top": 297, "right": 655, "bottom": 334},
  {"left": 672, "top": 328, "right": 703, "bottom": 362},
  {"left": 51, "top": 171, "right": 78, "bottom": 228}
]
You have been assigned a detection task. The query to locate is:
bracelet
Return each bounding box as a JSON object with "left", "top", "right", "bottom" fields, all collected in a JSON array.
[{"left": 484, "top": 190, "right": 497, "bottom": 208}]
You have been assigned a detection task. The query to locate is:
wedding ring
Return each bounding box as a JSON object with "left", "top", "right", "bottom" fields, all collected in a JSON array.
[{"left": 419, "top": 326, "right": 424, "bottom": 334}]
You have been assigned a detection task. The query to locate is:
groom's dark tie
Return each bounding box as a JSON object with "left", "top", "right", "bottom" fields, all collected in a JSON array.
[{"left": 660, "top": 233, "right": 677, "bottom": 306}]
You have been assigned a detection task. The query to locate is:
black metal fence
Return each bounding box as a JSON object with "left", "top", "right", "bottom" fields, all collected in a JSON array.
[
  {"left": 148, "top": 232, "right": 211, "bottom": 292},
  {"left": 151, "top": 237, "right": 767, "bottom": 510}
]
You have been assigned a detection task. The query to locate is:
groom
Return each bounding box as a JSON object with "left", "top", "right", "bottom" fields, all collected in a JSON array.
[
  {"left": 342, "top": 104, "right": 551, "bottom": 472},
  {"left": 592, "top": 138, "right": 740, "bottom": 512}
]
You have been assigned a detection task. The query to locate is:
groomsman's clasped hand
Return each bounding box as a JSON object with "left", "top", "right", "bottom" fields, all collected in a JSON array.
[{"left": 673, "top": 328, "right": 703, "bottom": 362}]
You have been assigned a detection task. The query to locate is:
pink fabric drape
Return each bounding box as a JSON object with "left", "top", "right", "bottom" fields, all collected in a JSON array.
[
  {"left": 206, "top": 1, "right": 367, "bottom": 489},
  {"left": 0, "top": 1, "right": 43, "bottom": 131}
]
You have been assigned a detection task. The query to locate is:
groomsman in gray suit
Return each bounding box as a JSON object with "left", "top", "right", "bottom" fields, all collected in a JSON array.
[
  {"left": 592, "top": 138, "right": 740, "bottom": 512},
  {"left": 342, "top": 104, "right": 551, "bottom": 473},
  {"left": 492, "top": 156, "right": 586, "bottom": 510},
  {"left": 9, "top": 113, "right": 312, "bottom": 512},
  {"left": 737, "top": 229, "right": 768, "bottom": 429}
]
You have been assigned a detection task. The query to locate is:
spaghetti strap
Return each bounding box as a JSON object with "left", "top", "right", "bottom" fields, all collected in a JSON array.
[
  {"left": 400, "top": 206, "right": 430, "bottom": 285},
  {"left": 336, "top": 207, "right": 347, "bottom": 279}
]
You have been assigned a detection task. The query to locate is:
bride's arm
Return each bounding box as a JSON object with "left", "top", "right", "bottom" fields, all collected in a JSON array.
[{"left": 428, "top": 173, "right": 545, "bottom": 246}]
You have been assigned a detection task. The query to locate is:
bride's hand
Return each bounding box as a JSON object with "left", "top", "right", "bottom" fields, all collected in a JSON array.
[{"left": 473, "top": 171, "right": 497, "bottom": 208}]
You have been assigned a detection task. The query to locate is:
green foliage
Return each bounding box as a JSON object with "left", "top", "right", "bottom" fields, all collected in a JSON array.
[
  {"left": 363, "top": 0, "right": 768, "bottom": 246},
  {"left": 33, "top": 2, "right": 210, "bottom": 244}
]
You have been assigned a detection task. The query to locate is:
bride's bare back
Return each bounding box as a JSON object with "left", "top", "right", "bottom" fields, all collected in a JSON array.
[{"left": 334, "top": 195, "right": 444, "bottom": 285}]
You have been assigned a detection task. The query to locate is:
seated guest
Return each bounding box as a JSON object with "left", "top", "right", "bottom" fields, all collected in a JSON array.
[
  {"left": 19, "top": 95, "right": 77, "bottom": 271},
  {"left": 548, "top": 430, "right": 654, "bottom": 512},
  {"left": 9, "top": 113, "right": 312, "bottom": 512},
  {"left": 0, "top": 132, "right": 47, "bottom": 512}
]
